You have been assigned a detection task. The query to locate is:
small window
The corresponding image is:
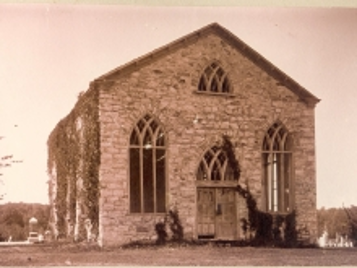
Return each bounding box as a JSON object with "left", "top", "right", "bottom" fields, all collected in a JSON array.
[
  {"left": 196, "top": 146, "right": 236, "bottom": 181},
  {"left": 129, "top": 114, "right": 166, "bottom": 213},
  {"left": 198, "top": 63, "right": 231, "bottom": 93},
  {"left": 262, "top": 122, "right": 292, "bottom": 213}
]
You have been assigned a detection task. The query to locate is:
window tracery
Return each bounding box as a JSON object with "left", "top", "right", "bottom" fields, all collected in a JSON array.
[
  {"left": 196, "top": 146, "right": 236, "bottom": 181},
  {"left": 129, "top": 114, "right": 166, "bottom": 213},
  {"left": 198, "top": 63, "right": 231, "bottom": 93},
  {"left": 262, "top": 122, "right": 292, "bottom": 213}
]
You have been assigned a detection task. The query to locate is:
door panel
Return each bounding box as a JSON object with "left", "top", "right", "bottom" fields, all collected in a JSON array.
[
  {"left": 216, "top": 188, "right": 236, "bottom": 239},
  {"left": 197, "top": 188, "right": 215, "bottom": 237}
]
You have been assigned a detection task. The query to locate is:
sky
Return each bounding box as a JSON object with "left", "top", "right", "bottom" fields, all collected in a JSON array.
[{"left": 0, "top": 3, "right": 357, "bottom": 208}]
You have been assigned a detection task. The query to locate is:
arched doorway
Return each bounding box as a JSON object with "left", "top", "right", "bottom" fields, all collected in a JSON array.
[{"left": 196, "top": 146, "right": 238, "bottom": 240}]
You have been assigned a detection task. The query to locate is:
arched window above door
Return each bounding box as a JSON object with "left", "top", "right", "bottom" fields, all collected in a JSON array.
[{"left": 196, "top": 145, "right": 236, "bottom": 181}]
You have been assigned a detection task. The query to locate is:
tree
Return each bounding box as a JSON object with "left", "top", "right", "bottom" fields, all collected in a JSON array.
[
  {"left": 0, "top": 135, "right": 23, "bottom": 200},
  {"left": 0, "top": 203, "right": 50, "bottom": 241},
  {"left": 317, "top": 207, "right": 351, "bottom": 239}
]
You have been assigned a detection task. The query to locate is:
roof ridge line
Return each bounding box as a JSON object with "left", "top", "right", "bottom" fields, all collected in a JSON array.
[
  {"left": 96, "top": 22, "right": 220, "bottom": 81},
  {"left": 93, "top": 22, "right": 320, "bottom": 106}
]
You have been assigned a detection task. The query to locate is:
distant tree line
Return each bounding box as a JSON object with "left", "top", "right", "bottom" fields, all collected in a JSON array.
[
  {"left": 0, "top": 203, "right": 50, "bottom": 241},
  {"left": 317, "top": 206, "right": 357, "bottom": 240},
  {"left": 0, "top": 202, "right": 355, "bottom": 243}
]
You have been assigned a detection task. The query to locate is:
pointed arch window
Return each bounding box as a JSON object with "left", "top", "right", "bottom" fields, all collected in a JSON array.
[
  {"left": 129, "top": 114, "right": 166, "bottom": 213},
  {"left": 198, "top": 63, "right": 231, "bottom": 93},
  {"left": 262, "top": 122, "right": 293, "bottom": 213},
  {"left": 196, "top": 146, "right": 236, "bottom": 181}
]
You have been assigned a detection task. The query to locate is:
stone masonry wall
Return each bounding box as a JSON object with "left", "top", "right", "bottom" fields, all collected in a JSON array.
[{"left": 97, "top": 33, "right": 317, "bottom": 246}]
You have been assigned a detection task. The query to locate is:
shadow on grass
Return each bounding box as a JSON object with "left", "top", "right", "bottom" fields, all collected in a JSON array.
[{"left": 120, "top": 239, "right": 319, "bottom": 250}]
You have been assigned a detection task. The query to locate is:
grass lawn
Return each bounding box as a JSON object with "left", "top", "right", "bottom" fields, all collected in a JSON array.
[{"left": 1, "top": 242, "right": 357, "bottom": 266}]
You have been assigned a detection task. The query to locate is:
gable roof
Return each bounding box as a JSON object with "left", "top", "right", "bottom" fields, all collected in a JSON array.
[{"left": 96, "top": 22, "right": 320, "bottom": 107}]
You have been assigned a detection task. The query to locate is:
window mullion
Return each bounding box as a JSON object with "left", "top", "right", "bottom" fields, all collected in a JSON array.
[
  {"left": 207, "top": 155, "right": 213, "bottom": 181},
  {"left": 280, "top": 152, "right": 285, "bottom": 212}
]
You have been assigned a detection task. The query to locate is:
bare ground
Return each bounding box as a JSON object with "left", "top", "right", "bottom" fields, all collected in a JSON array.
[{"left": 1, "top": 242, "right": 357, "bottom": 266}]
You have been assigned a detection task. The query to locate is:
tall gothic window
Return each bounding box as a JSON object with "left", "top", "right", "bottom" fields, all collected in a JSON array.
[
  {"left": 262, "top": 122, "right": 293, "bottom": 213},
  {"left": 196, "top": 146, "right": 236, "bottom": 181},
  {"left": 129, "top": 114, "right": 166, "bottom": 213},
  {"left": 198, "top": 62, "right": 231, "bottom": 93}
]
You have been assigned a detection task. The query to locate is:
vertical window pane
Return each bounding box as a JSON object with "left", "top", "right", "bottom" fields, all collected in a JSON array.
[
  {"left": 130, "top": 129, "right": 140, "bottom": 145},
  {"left": 273, "top": 153, "right": 278, "bottom": 212},
  {"left": 143, "top": 131, "right": 152, "bottom": 148},
  {"left": 199, "top": 76, "right": 207, "bottom": 91},
  {"left": 211, "top": 162, "right": 221, "bottom": 181},
  {"left": 222, "top": 78, "right": 230, "bottom": 93},
  {"left": 284, "top": 153, "right": 291, "bottom": 212},
  {"left": 143, "top": 148, "right": 154, "bottom": 212},
  {"left": 265, "top": 154, "right": 272, "bottom": 211},
  {"left": 130, "top": 148, "right": 141, "bottom": 213},
  {"left": 156, "top": 149, "right": 166, "bottom": 213},
  {"left": 211, "top": 78, "right": 218, "bottom": 92},
  {"left": 277, "top": 153, "right": 283, "bottom": 211},
  {"left": 156, "top": 129, "right": 165, "bottom": 146}
]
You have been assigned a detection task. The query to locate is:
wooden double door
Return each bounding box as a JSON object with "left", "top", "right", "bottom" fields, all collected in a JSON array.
[{"left": 196, "top": 187, "right": 236, "bottom": 240}]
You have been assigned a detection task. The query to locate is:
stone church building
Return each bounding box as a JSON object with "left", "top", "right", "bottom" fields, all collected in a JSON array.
[{"left": 47, "top": 23, "right": 319, "bottom": 246}]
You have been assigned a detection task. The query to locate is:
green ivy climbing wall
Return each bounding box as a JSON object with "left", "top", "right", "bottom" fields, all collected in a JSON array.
[{"left": 47, "top": 88, "right": 100, "bottom": 240}]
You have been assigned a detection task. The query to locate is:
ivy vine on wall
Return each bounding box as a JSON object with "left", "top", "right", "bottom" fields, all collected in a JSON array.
[
  {"left": 47, "top": 88, "right": 100, "bottom": 241},
  {"left": 220, "top": 135, "right": 298, "bottom": 247}
]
